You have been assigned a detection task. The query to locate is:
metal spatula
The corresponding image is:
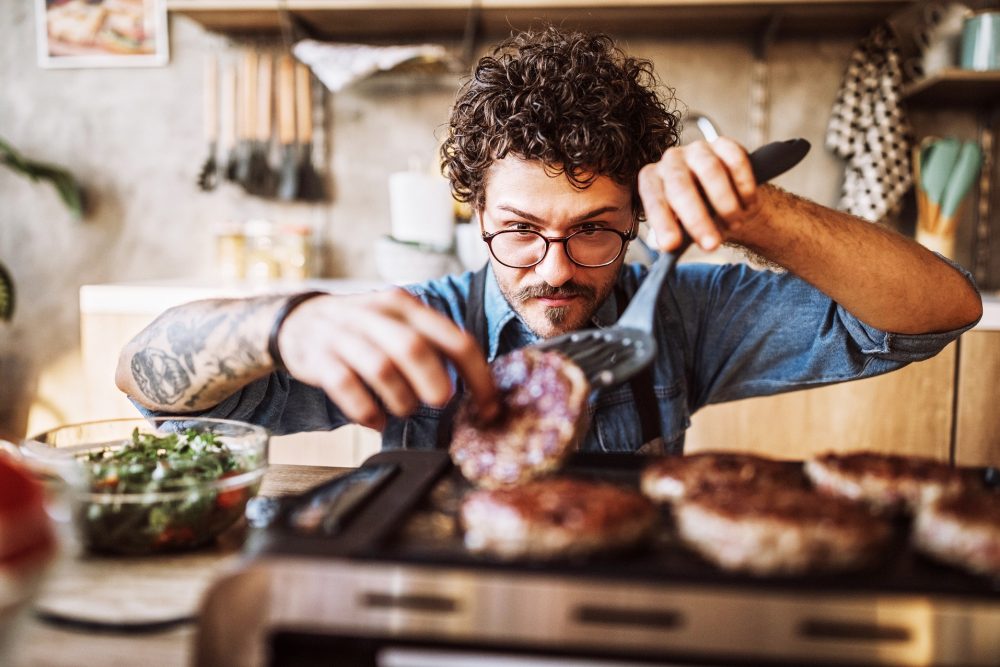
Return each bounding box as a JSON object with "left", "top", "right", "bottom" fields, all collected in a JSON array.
[{"left": 533, "top": 138, "right": 811, "bottom": 389}]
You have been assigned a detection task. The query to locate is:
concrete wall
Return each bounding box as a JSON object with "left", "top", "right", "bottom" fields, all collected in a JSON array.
[{"left": 0, "top": 8, "right": 958, "bottom": 437}]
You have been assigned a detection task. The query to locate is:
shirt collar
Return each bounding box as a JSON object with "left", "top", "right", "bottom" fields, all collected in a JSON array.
[{"left": 482, "top": 263, "right": 621, "bottom": 362}]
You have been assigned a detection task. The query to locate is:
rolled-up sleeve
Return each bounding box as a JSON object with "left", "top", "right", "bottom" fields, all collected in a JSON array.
[
  {"left": 674, "top": 259, "right": 979, "bottom": 408},
  {"left": 133, "top": 372, "right": 347, "bottom": 435}
]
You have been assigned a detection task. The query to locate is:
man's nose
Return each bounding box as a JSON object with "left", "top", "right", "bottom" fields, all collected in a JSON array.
[{"left": 533, "top": 240, "right": 576, "bottom": 287}]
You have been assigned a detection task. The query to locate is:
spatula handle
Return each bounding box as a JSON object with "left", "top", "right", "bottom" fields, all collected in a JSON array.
[
  {"left": 748, "top": 138, "right": 810, "bottom": 184},
  {"left": 257, "top": 54, "right": 273, "bottom": 142}
]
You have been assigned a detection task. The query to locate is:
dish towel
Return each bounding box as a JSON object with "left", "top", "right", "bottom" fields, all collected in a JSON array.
[
  {"left": 826, "top": 23, "right": 914, "bottom": 223},
  {"left": 293, "top": 40, "right": 453, "bottom": 93}
]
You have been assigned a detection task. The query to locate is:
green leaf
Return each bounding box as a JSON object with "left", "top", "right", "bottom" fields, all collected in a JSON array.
[
  {"left": 0, "top": 261, "right": 13, "bottom": 322},
  {"left": 0, "top": 137, "right": 86, "bottom": 219}
]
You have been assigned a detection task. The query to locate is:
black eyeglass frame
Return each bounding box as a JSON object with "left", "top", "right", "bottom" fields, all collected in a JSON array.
[{"left": 480, "top": 223, "right": 638, "bottom": 269}]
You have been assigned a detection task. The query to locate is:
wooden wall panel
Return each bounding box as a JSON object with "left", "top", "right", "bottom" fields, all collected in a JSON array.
[
  {"left": 686, "top": 343, "right": 957, "bottom": 462},
  {"left": 955, "top": 330, "right": 1000, "bottom": 466}
]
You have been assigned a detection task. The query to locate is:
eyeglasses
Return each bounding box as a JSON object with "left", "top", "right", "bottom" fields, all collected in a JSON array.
[{"left": 481, "top": 225, "right": 637, "bottom": 269}]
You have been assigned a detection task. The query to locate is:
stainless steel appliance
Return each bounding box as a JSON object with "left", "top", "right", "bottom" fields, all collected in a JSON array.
[{"left": 196, "top": 450, "right": 1000, "bottom": 667}]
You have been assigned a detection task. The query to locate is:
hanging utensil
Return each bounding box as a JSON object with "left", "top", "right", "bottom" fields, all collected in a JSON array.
[
  {"left": 532, "top": 139, "right": 810, "bottom": 390},
  {"left": 246, "top": 52, "right": 276, "bottom": 197},
  {"left": 222, "top": 62, "right": 239, "bottom": 183},
  {"left": 276, "top": 54, "right": 299, "bottom": 201},
  {"left": 197, "top": 55, "right": 219, "bottom": 191},
  {"left": 235, "top": 49, "right": 258, "bottom": 188},
  {"left": 295, "top": 62, "right": 326, "bottom": 202}
]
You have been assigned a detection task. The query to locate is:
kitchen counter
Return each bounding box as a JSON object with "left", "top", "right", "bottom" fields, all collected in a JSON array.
[{"left": 10, "top": 464, "right": 347, "bottom": 667}]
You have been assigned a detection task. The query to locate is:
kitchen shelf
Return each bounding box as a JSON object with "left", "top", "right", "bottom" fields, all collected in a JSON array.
[
  {"left": 168, "top": 0, "right": 910, "bottom": 39},
  {"left": 902, "top": 69, "right": 1000, "bottom": 107}
]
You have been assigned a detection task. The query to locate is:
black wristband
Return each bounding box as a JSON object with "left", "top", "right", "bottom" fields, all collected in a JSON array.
[{"left": 267, "top": 291, "right": 327, "bottom": 372}]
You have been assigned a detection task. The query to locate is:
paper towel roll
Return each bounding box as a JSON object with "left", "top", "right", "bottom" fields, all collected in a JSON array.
[{"left": 389, "top": 171, "right": 455, "bottom": 250}]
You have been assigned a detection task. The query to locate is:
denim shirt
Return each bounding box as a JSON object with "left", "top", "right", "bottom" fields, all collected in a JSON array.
[{"left": 150, "top": 260, "right": 977, "bottom": 454}]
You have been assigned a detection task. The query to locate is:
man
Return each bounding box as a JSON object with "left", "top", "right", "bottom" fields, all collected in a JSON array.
[{"left": 118, "top": 28, "right": 981, "bottom": 454}]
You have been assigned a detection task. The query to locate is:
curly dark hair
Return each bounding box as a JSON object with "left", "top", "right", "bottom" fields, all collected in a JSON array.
[{"left": 441, "top": 27, "right": 680, "bottom": 216}]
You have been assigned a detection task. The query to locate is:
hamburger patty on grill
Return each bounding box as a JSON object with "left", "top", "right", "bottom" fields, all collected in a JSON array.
[
  {"left": 804, "top": 451, "right": 968, "bottom": 514},
  {"left": 641, "top": 452, "right": 806, "bottom": 503},
  {"left": 675, "top": 484, "right": 891, "bottom": 576},
  {"left": 450, "top": 348, "right": 589, "bottom": 488},
  {"left": 461, "top": 477, "right": 656, "bottom": 560},
  {"left": 913, "top": 490, "right": 1000, "bottom": 576}
]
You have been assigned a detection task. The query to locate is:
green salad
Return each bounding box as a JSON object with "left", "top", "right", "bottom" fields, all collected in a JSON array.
[{"left": 76, "top": 428, "right": 262, "bottom": 555}]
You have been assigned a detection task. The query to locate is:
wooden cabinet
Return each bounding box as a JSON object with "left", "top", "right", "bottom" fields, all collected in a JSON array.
[
  {"left": 686, "top": 342, "right": 957, "bottom": 461},
  {"left": 688, "top": 327, "right": 1000, "bottom": 466},
  {"left": 955, "top": 329, "right": 1000, "bottom": 466}
]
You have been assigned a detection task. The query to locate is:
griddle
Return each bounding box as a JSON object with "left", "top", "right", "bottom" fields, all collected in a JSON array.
[{"left": 196, "top": 450, "right": 1000, "bottom": 667}]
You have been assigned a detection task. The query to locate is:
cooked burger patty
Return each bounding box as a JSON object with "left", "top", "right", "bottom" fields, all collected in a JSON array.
[
  {"left": 461, "top": 478, "right": 656, "bottom": 560},
  {"left": 804, "top": 451, "right": 967, "bottom": 514},
  {"left": 675, "top": 485, "right": 891, "bottom": 576},
  {"left": 913, "top": 490, "right": 1000, "bottom": 576},
  {"left": 641, "top": 452, "right": 806, "bottom": 503},
  {"left": 450, "top": 348, "right": 589, "bottom": 488}
]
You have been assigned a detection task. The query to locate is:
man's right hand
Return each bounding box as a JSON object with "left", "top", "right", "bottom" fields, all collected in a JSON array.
[{"left": 278, "top": 289, "right": 499, "bottom": 431}]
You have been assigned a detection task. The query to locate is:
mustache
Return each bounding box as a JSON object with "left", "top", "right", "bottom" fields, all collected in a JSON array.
[{"left": 514, "top": 282, "right": 596, "bottom": 303}]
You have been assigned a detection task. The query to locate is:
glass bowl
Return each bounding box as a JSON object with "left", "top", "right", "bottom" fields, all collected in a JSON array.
[{"left": 23, "top": 417, "right": 268, "bottom": 556}]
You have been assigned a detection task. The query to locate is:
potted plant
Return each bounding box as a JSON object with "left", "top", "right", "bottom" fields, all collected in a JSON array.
[{"left": 0, "top": 138, "right": 85, "bottom": 321}]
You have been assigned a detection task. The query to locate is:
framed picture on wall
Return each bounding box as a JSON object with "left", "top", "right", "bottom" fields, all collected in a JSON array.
[{"left": 35, "top": 0, "right": 169, "bottom": 68}]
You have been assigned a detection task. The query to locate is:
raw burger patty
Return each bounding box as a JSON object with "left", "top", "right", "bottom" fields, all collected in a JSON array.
[
  {"left": 913, "top": 490, "right": 1000, "bottom": 577},
  {"left": 804, "top": 451, "right": 968, "bottom": 514},
  {"left": 450, "top": 348, "right": 589, "bottom": 488},
  {"left": 675, "top": 484, "right": 891, "bottom": 576},
  {"left": 461, "top": 477, "right": 656, "bottom": 560},
  {"left": 641, "top": 452, "right": 806, "bottom": 503}
]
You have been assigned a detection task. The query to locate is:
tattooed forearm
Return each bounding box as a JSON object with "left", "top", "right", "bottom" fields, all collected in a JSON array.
[{"left": 117, "top": 295, "right": 289, "bottom": 412}]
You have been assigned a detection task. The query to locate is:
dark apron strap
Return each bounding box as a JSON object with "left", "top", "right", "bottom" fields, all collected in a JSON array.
[
  {"left": 615, "top": 283, "right": 663, "bottom": 445},
  {"left": 434, "top": 265, "right": 490, "bottom": 448}
]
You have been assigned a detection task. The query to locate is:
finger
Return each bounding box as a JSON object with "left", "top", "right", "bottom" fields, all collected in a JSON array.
[
  {"left": 351, "top": 311, "right": 455, "bottom": 409},
  {"left": 638, "top": 164, "right": 683, "bottom": 251},
  {"left": 711, "top": 137, "right": 757, "bottom": 213},
  {"left": 334, "top": 327, "right": 420, "bottom": 417},
  {"left": 655, "top": 148, "right": 720, "bottom": 251},
  {"left": 379, "top": 290, "right": 499, "bottom": 419},
  {"left": 685, "top": 141, "right": 745, "bottom": 225},
  {"left": 319, "top": 353, "right": 387, "bottom": 430}
]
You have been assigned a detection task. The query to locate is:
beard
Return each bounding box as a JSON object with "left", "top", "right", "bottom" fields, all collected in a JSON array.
[{"left": 497, "top": 271, "right": 619, "bottom": 338}]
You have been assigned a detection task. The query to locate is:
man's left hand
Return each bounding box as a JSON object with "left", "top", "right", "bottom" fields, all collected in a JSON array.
[{"left": 637, "top": 137, "right": 764, "bottom": 252}]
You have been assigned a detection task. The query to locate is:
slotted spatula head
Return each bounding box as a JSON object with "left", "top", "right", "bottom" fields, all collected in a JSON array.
[{"left": 533, "top": 138, "right": 811, "bottom": 389}]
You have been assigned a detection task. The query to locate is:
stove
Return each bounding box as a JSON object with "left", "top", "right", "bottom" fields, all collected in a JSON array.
[{"left": 195, "top": 450, "right": 1000, "bottom": 667}]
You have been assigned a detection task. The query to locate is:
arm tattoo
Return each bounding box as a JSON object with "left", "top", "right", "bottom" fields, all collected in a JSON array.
[
  {"left": 165, "top": 314, "right": 226, "bottom": 373},
  {"left": 131, "top": 348, "right": 191, "bottom": 405}
]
